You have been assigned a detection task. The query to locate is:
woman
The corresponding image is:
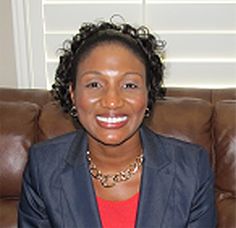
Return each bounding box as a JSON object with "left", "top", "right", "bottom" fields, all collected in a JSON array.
[{"left": 18, "top": 21, "right": 216, "bottom": 227}]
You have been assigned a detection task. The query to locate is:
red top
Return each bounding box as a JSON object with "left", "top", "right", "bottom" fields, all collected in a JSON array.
[{"left": 96, "top": 192, "right": 140, "bottom": 228}]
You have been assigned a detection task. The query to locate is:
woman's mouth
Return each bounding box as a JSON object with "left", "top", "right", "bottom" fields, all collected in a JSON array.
[{"left": 96, "top": 115, "right": 128, "bottom": 128}]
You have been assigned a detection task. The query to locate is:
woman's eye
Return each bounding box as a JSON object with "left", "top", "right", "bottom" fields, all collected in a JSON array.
[
  {"left": 86, "top": 82, "right": 101, "bottom": 88},
  {"left": 123, "top": 83, "right": 138, "bottom": 89}
]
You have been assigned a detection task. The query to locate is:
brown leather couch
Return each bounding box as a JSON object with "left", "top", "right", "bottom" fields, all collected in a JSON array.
[{"left": 0, "top": 87, "right": 235, "bottom": 228}]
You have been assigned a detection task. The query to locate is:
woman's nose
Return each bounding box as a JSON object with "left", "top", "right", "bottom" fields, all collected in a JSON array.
[{"left": 101, "top": 87, "right": 124, "bottom": 109}]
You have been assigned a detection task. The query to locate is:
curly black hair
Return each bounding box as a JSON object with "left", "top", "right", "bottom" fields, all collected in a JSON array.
[{"left": 52, "top": 21, "right": 166, "bottom": 119}]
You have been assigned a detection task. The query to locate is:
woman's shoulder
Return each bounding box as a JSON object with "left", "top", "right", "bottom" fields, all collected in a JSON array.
[
  {"left": 144, "top": 125, "right": 205, "bottom": 148},
  {"left": 142, "top": 126, "right": 209, "bottom": 163},
  {"left": 28, "top": 129, "right": 84, "bottom": 163},
  {"left": 142, "top": 126, "right": 212, "bottom": 180},
  {"left": 33, "top": 131, "right": 77, "bottom": 150},
  {"left": 158, "top": 133, "right": 205, "bottom": 153},
  {"left": 158, "top": 134, "right": 210, "bottom": 166}
]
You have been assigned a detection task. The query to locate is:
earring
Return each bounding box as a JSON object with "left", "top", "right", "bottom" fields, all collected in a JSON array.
[
  {"left": 70, "top": 106, "right": 77, "bottom": 118},
  {"left": 145, "top": 107, "right": 150, "bottom": 117}
]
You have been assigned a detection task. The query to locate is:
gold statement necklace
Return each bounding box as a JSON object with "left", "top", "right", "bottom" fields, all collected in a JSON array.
[{"left": 87, "top": 151, "right": 144, "bottom": 188}]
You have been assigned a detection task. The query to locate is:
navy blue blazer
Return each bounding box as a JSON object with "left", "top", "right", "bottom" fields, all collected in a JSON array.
[{"left": 18, "top": 126, "right": 216, "bottom": 227}]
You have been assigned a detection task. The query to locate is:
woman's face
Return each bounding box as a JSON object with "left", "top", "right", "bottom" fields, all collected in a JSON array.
[{"left": 70, "top": 43, "right": 148, "bottom": 146}]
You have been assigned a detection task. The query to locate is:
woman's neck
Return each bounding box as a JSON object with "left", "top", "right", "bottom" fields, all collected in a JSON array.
[{"left": 87, "top": 131, "right": 143, "bottom": 173}]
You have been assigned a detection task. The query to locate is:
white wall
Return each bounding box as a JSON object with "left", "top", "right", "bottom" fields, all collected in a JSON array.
[{"left": 0, "top": 0, "right": 17, "bottom": 88}]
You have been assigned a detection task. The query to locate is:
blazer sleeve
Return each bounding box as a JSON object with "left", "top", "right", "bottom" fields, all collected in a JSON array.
[
  {"left": 18, "top": 147, "right": 52, "bottom": 228},
  {"left": 188, "top": 148, "right": 217, "bottom": 228}
]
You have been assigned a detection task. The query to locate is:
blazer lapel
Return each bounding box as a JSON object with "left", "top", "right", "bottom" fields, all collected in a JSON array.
[
  {"left": 61, "top": 130, "right": 102, "bottom": 228},
  {"left": 136, "top": 127, "right": 175, "bottom": 228}
]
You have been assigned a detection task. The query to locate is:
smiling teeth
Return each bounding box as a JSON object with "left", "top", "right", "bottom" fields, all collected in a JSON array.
[{"left": 96, "top": 116, "right": 128, "bottom": 123}]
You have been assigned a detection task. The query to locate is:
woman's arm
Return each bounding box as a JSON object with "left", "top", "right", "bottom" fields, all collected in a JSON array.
[
  {"left": 18, "top": 147, "right": 52, "bottom": 228},
  {"left": 188, "top": 149, "right": 217, "bottom": 227}
]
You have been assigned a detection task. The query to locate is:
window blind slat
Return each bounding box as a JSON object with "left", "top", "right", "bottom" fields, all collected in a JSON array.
[
  {"left": 45, "top": 33, "right": 236, "bottom": 59},
  {"left": 44, "top": 3, "right": 142, "bottom": 32},
  {"left": 164, "top": 62, "right": 236, "bottom": 87},
  {"left": 44, "top": 0, "right": 141, "bottom": 3},
  {"left": 147, "top": 0, "right": 236, "bottom": 3},
  {"left": 146, "top": 4, "right": 236, "bottom": 30}
]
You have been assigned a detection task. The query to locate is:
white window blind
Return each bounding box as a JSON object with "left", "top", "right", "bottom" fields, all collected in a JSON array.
[
  {"left": 35, "top": 0, "right": 236, "bottom": 88},
  {"left": 145, "top": 1, "right": 236, "bottom": 87}
]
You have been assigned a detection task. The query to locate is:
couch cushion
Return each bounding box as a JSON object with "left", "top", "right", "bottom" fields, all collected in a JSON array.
[
  {"left": 0, "top": 199, "right": 18, "bottom": 228},
  {"left": 217, "top": 198, "right": 236, "bottom": 228},
  {"left": 0, "top": 101, "right": 40, "bottom": 197},
  {"left": 145, "top": 97, "right": 213, "bottom": 158},
  {"left": 214, "top": 100, "right": 236, "bottom": 195},
  {"left": 38, "top": 101, "right": 76, "bottom": 141}
]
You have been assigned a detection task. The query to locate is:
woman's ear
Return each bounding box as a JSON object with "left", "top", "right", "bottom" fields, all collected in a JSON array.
[{"left": 69, "top": 85, "right": 75, "bottom": 104}]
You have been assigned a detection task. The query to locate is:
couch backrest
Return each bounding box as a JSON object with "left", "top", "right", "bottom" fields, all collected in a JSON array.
[{"left": 0, "top": 88, "right": 52, "bottom": 107}]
